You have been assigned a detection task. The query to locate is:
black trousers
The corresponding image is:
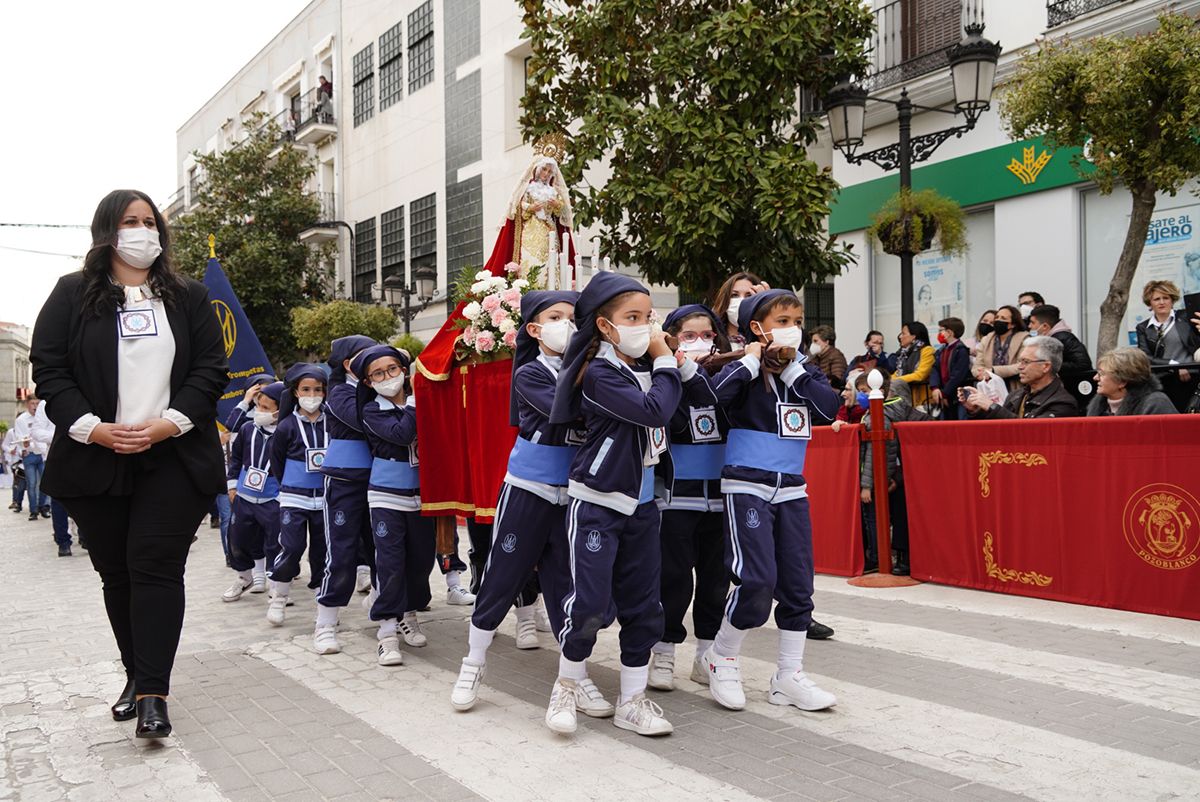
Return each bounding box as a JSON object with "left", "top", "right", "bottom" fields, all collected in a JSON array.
[
  {"left": 60, "top": 455, "right": 210, "bottom": 696},
  {"left": 659, "top": 508, "right": 728, "bottom": 643}
]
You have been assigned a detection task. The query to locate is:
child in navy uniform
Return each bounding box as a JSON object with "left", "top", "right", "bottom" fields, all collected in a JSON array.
[
  {"left": 451, "top": 290, "right": 616, "bottom": 716},
  {"left": 224, "top": 372, "right": 276, "bottom": 437},
  {"left": 314, "top": 335, "right": 377, "bottom": 655},
  {"left": 547, "top": 272, "right": 684, "bottom": 737},
  {"left": 265, "top": 363, "right": 330, "bottom": 626},
  {"left": 222, "top": 381, "right": 284, "bottom": 602},
  {"left": 649, "top": 304, "right": 731, "bottom": 691},
  {"left": 703, "top": 289, "right": 841, "bottom": 712},
  {"left": 356, "top": 344, "right": 437, "bottom": 666}
]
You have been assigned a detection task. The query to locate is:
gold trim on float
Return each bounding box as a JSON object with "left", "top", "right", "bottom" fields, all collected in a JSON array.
[
  {"left": 977, "top": 451, "right": 1047, "bottom": 499},
  {"left": 983, "top": 532, "right": 1053, "bottom": 587},
  {"left": 413, "top": 357, "right": 450, "bottom": 382}
]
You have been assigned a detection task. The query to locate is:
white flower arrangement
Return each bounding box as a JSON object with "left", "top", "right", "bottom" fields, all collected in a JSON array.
[{"left": 453, "top": 262, "right": 541, "bottom": 360}]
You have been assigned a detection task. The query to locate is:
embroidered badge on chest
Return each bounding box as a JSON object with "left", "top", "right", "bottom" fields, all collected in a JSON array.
[
  {"left": 118, "top": 308, "right": 159, "bottom": 339},
  {"left": 501, "top": 533, "right": 518, "bottom": 553},
  {"left": 244, "top": 467, "right": 268, "bottom": 491},
  {"left": 648, "top": 426, "right": 668, "bottom": 456},
  {"left": 776, "top": 402, "right": 812, "bottom": 440},
  {"left": 688, "top": 406, "right": 720, "bottom": 442},
  {"left": 305, "top": 447, "right": 326, "bottom": 472}
]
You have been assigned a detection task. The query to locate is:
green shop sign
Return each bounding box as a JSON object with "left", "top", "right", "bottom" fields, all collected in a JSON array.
[{"left": 828, "top": 137, "right": 1093, "bottom": 235}]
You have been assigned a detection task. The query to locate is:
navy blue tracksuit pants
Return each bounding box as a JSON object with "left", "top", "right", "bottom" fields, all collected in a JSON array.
[
  {"left": 660, "top": 509, "right": 728, "bottom": 644},
  {"left": 368, "top": 506, "right": 436, "bottom": 620},
  {"left": 270, "top": 507, "right": 327, "bottom": 589},
  {"left": 560, "top": 499, "right": 663, "bottom": 667},
  {"left": 472, "top": 484, "right": 568, "bottom": 636},
  {"left": 723, "top": 493, "right": 814, "bottom": 632},
  {"left": 319, "top": 477, "right": 371, "bottom": 608},
  {"left": 229, "top": 497, "right": 280, "bottom": 573}
]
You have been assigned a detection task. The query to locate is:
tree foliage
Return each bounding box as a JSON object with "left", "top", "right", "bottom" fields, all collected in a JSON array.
[
  {"left": 291, "top": 300, "right": 397, "bottom": 356},
  {"left": 1001, "top": 12, "right": 1200, "bottom": 354},
  {"left": 520, "top": 0, "right": 874, "bottom": 297},
  {"left": 173, "top": 116, "right": 334, "bottom": 362}
]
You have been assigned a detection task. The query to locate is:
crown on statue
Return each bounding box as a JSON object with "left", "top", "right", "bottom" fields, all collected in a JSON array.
[{"left": 533, "top": 133, "right": 569, "bottom": 162}]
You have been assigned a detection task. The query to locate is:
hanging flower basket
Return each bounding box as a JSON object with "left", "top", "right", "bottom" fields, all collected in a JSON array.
[{"left": 867, "top": 189, "right": 969, "bottom": 257}]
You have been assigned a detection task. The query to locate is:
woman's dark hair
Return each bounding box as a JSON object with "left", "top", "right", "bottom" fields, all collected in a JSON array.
[
  {"left": 996, "top": 304, "right": 1027, "bottom": 333},
  {"left": 974, "top": 309, "right": 997, "bottom": 340},
  {"left": 901, "top": 320, "right": 930, "bottom": 346},
  {"left": 712, "top": 271, "right": 763, "bottom": 324},
  {"left": 81, "top": 189, "right": 184, "bottom": 318},
  {"left": 812, "top": 325, "right": 836, "bottom": 346},
  {"left": 664, "top": 310, "right": 732, "bottom": 354},
  {"left": 864, "top": 330, "right": 883, "bottom": 343},
  {"left": 575, "top": 290, "right": 645, "bottom": 386}
]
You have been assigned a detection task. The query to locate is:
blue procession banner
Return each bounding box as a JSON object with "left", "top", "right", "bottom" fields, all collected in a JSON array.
[{"left": 203, "top": 257, "right": 272, "bottom": 428}]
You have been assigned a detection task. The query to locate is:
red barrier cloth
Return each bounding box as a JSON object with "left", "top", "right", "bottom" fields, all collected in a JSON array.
[
  {"left": 414, "top": 360, "right": 517, "bottom": 523},
  {"left": 807, "top": 427, "right": 865, "bottom": 577},
  {"left": 898, "top": 416, "right": 1200, "bottom": 620}
]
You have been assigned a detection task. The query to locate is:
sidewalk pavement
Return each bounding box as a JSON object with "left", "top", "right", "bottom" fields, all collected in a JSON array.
[{"left": 2, "top": 511, "right": 1198, "bottom": 801}]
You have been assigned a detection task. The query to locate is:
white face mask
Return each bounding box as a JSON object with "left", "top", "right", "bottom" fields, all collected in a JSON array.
[
  {"left": 298, "top": 396, "right": 323, "bottom": 414},
  {"left": 609, "top": 323, "right": 651, "bottom": 359},
  {"left": 768, "top": 326, "right": 804, "bottom": 349},
  {"left": 253, "top": 409, "right": 277, "bottom": 428},
  {"left": 1019, "top": 304, "right": 1034, "bottom": 318},
  {"left": 115, "top": 228, "right": 162, "bottom": 270},
  {"left": 537, "top": 319, "right": 575, "bottom": 354},
  {"left": 726, "top": 297, "right": 743, "bottom": 327},
  {"left": 373, "top": 376, "right": 405, "bottom": 398},
  {"left": 809, "top": 343, "right": 824, "bottom": 356},
  {"left": 679, "top": 339, "right": 713, "bottom": 358}
]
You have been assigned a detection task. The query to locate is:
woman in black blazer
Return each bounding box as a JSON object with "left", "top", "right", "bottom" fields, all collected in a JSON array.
[
  {"left": 1135, "top": 280, "right": 1200, "bottom": 412},
  {"left": 31, "top": 189, "right": 227, "bottom": 738}
]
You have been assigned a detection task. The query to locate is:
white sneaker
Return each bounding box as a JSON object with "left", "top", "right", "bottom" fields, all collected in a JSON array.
[
  {"left": 355, "top": 567, "right": 372, "bottom": 593},
  {"left": 249, "top": 574, "right": 267, "bottom": 594},
  {"left": 377, "top": 635, "right": 404, "bottom": 666},
  {"left": 534, "top": 601, "right": 553, "bottom": 633},
  {"left": 399, "top": 612, "right": 427, "bottom": 647},
  {"left": 361, "top": 588, "right": 378, "bottom": 613},
  {"left": 614, "top": 694, "right": 673, "bottom": 736},
  {"left": 648, "top": 651, "right": 675, "bottom": 691},
  {"left": 690, "top": 653, "right": 710, "bottom": 685},
  {"left": 574, "top": 678, "right": 615, "bottom": 718},
  {"left": 451, "top": 661, "right": 484, "bottom": 711},
  {"left": 515, "top": 617, "right": 539, "bottom": 650},
  {"left": 313, "top": 625, "right": 341, "bottom": 655},
  {"left": 769, "top": 670, "right": 838, "bottom": 711},
  {"left": 700, "top": 646, "right": 746, "bottom": 710},
  {"left": 545, "top": 679, "right": 578, "bottom": 734},
  {"left": 446, "top": 585, "right": 476, "bottom": 606},
  {"left": 266, "top": 595, "right": 287, "bottom": 626},
  {"left": 222, "top": 578, "right": 251, "bottom": 603}
]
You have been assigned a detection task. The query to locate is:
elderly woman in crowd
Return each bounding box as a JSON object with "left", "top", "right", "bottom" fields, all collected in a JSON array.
[
  {"left": 1088, "top": 347, "right": 1178, "bottom": 417},
  {"left": 809, "top": 325, "right": 848, "bottom": 389}
]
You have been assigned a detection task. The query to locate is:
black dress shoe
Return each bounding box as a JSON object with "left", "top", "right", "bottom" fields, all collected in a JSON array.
[
  {"left": 39, "top": 508, "right": 50, "bottom": 519},
  {"left": 891, "top": 562, "right": 911, "bottom": 576},
  {"left": 807, "top": 620, "right": 835, "bottom": 640},
  {"left": 135, "top": 696, "right": 172, "bottom": 739},
  {"left": 209, "top": 516, "right": 220, "bottom": 529},
  {"left": 57, "top": 546, "right": 71, "bottom": 557},
  {"left": 111, "top": 677, "right": 136, "bottom": 721},
  {"left": 28, "top": 513, "right": 38, "bottom": 521}
]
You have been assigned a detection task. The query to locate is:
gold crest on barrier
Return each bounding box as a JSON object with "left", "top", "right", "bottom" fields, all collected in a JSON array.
[{"left": 1123, "top": 484, "right": 1199, "bottom": 571}]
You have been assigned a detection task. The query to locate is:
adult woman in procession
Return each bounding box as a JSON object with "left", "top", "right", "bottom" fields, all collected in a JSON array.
[
  {"left": 973, "top": 305, "right": 1029, "bottom": 394},
  {"left": 31, "top": 190, "right": 228, "bottom": 738}
]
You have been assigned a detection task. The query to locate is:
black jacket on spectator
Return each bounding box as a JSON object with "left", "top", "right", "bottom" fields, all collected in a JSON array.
[
  {"left": 1135, "top": 310, "right": 1200, "bottom": 364},
  {"left": 930, "top": 340, "right": 970, "bottom": 397},
  {"left": 859, "top": 397, "right": 928, "bottom": 489},
  {"left": 1051, "top": 331, "right": 1093, "bottom": 377},
  {"left": 1086, "top": 376, "right": 1178, "bottom": 417},
  {"left": 976, "top": 377, "right": 1080, "bottom": 420}
]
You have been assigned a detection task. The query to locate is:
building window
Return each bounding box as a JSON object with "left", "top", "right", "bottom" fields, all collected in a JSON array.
[
  {"left": 354, "top": 217, "right": 377, "bottom": 303},
  {"left": 352, "top": 44, "right": 375, "bottom": 127},
  {"left": 381, "top": 205, "right": 406, "bottom": 283},
  {"left": 410, "top": 193, "right": 437, "bottom": 298},
  {"left": 803, "top": 283, "right": 836, "bottom": 333},
  {"left": 379, "top": 22, "right": 404, "bottom": 110},
  {"left": 408, "top": 1, "right": 434, "bottom": 94}
]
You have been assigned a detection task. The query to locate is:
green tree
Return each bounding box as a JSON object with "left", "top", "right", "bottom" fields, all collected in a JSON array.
[
  {"left": 520, "top": 0, "right": 874, "bottom": 297},
  {"left": 391, "top": 333, "right": 426, "bottom": 359},
  {"left": 173, "top": 116, "right": 334, "bottom": 362},
  {"left": 291, "top": 300, "right": 398, "bottom": 357},
  {"left": 1002, "top": 12, "right": 1200, "bottom": 355}
]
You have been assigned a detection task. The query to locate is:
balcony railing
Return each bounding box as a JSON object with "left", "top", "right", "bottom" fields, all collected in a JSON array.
[
  {"left": 314, "top": 191, "right": 336, "bottom": 222},
  {"left": 864, "top": 0, "right": 984, "bottom": 90},
  {"left": 1047, "top": 0, "right": 1127, "bottom": 27},
  {"left": 164, "top": 186, "right": 185, "bottom": 219}
]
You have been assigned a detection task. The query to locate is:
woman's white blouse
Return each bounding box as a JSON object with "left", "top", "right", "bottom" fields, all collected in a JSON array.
[{"left": 68, "top": 285, "right": 193, "bottom": 444}]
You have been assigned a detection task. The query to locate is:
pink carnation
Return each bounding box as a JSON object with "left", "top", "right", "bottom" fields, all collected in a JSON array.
[
  {"left": 462, "top": 326, "right": 478, "bottom": 345},
  {"left": 502, "top": 330, "right": 518, "bottom": 348},
  {"left": 491, "top": 309, "right": 509, "bottom": 327},
  {"left": 476, "top": 331, "right": 496, "bottom": 352},
  {"left": 501, "top": 288, "right": 522, "bottom": 307},
  {"left": 504, "top": 261, "right": 520, "bottom": 274},
  {"left": 481, "top": 294, "right": 502, "bottom": 313}
]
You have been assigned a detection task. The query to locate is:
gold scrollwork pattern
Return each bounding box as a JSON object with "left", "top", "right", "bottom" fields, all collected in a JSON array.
[
  {"left": 978, "top": 451, "right": 1048, "bottom": 499},
  {"left": 982, "top": 532, "right": 1053, "bottom": 587}
]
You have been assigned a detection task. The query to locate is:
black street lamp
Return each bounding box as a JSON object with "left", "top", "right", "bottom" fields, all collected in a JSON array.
[
  {"left": 826, "top": 22, "right": 1001, "bottom": 324},
  {"left": 379, "top": 264, "right": 438, "bottom": 334}
]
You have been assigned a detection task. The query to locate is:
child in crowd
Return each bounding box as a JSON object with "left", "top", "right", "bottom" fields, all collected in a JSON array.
[{"left": 224, "top": 372, "right": 276, "bottom": 437}]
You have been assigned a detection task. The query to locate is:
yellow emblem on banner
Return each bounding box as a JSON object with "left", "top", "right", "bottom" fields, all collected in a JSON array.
[
  {"left": 211, "top": 300, "right": 237, "bottom": 358},
  {"left": 1123, "top": 484, "right": 1199, "bottom": 571},
  {"left": 982, "top": 532, "right": 1053, "bottom": 587},
  {"left": 977, "top": 451, "right": 1048, "bottom": 499},
  {"left": 1007, "top": 146, "right": 1052, "bottom": 186}
]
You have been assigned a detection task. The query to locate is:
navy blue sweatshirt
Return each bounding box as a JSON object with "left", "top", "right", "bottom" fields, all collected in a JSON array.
[
  {"left": 505, "top": 355, "right": 585, "bottom": 505},
  {"left": 227, "top": 420, "right": 279, "bottom": 502},
  {"left": 361, "top": 395, "right": 420, "bottom": 512},
  {"left": 660, "top": 360, "right": 727, "bottom": 512},
  {"left": 567, "top": 344, "right": 682, "bottom": 515},
  {"left": 320, "top": 379, "right": 371, "bottom": 483},
  {"left": 268, "top": 410, "right": 328, "bottom": 510}
]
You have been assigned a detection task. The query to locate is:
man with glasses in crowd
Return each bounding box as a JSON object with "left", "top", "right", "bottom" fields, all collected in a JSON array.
[{"left": 962, "top": 337, "right": 1080, "bottom": 419}]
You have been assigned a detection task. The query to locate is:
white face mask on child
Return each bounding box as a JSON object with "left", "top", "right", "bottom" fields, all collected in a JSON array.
[
  {"left": 610, "top": 324, "right": 651, "bottom": 359},
  {"left": 253, "top": 410, "right": 277, "bottom": 428},
  {"left": 538, "top": 319, "right": 575, "bottom": 354},
  {"left": 298, "top": 396, "right": 323, "bottom": 413},
  {"left": 769, "top": 326, "right": 804, "bottom": 349},
  {"left": 373, "top": 377, "right": 405, "bottom": 398}
]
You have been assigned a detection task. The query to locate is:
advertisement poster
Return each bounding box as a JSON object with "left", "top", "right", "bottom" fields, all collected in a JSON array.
[
  {"left": 1124, "top": 204, "right": 1199, "bottom": 344},
  {"left": 913, "top": 249, "right": 966, "bottom": 331}
]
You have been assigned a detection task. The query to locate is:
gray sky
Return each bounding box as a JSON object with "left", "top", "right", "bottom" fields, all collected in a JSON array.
[{"left": 0, "top": 0, "right": 312, "bottom": 327}]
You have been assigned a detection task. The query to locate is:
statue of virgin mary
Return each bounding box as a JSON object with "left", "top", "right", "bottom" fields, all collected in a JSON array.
[{"left": 505, "top": 138, "right": 574, "bottom": 284}]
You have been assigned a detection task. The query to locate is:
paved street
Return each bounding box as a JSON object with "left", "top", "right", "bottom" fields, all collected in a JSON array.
[{"left": 2, "top": 511, "right": 1199, "bottom": 802}]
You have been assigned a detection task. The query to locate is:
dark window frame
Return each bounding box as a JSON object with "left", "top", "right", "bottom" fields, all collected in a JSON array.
[
  {"left": 380, "top": 205, "right": 406, "bottom": 283},
  {"left": 353, "top": 217, "right": 377, "bottom": 303},
  {"left": 352, "top": 44, "right": 375, "bottom": 127},
  {"left": 379, "top": 22, "right": 404, "bottom": 110},
  {"left": 408, "top": 1, "right": 434, "bottom": 94}
]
